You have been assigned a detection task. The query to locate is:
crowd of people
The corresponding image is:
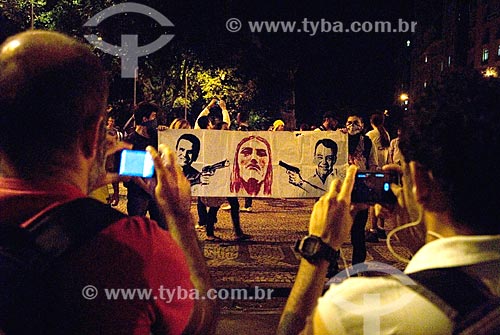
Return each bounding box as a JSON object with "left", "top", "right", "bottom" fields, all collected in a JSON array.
[{"left": 1, "top": 30, "right": 498, "bottom": 335}]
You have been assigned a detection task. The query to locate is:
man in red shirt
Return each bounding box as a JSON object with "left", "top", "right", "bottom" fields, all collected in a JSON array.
[{"left": 0, "top": 30, "right": 217, "bottom": 334}]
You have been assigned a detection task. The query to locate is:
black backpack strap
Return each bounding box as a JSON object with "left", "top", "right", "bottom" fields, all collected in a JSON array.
[
  {"left": 408, "top": 267, "right": 500, "bottom": 334},
  {"left": 0, "top": 197, "right": 127, "bottom": 333},
  {"left": 0, "top": 197, "right": 126, "bottom": 270}
]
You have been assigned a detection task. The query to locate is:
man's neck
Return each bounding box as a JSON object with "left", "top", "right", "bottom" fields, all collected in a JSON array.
[{"left": 424, "top": 211, "right": 475, "bottom": 243}]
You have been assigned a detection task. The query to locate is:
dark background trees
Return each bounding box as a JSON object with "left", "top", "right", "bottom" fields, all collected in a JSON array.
[{"left": 1, "top": 0, "right": 414, "bottom": 132}]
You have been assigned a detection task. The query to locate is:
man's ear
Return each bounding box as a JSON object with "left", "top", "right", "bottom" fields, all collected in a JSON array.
[
  {"left": 409, "top": 161, "right": 431, "bottom": 203},
  {"left": 409, "top": 161, "right": 446, "bottom": 211},
  {"left": 81, "top": 117, "right": 104, "bottom": 159}
]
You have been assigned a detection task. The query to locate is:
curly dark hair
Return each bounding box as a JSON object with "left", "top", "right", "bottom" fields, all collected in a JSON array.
[{"left": 400, "top": 71, "right": 500, "bottom": 234}]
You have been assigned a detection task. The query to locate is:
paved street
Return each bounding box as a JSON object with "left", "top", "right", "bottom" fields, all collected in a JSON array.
[{"left": 111, "top": 185, "right": 412, "bottom": 335}]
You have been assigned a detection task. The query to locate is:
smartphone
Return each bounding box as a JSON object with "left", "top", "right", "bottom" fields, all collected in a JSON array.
[
  {"left": 118, "top": 149, "right": 155, "bottom": 178},
  {"left": 351, "top": 170, "right": 399, "bottom": 204}
]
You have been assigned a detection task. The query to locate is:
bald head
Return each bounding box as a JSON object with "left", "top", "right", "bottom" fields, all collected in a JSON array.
[{"left": 0, "top": 30, "right": 108, "bottom": 179}]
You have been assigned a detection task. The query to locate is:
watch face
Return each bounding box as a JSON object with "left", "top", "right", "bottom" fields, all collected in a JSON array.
[{"left": 301, "top": 236, "right": 321, "bottom": 257}]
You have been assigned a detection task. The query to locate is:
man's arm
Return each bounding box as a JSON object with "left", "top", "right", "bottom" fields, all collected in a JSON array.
[
  {"left": 194, "top": 98, "right": 218, "bottom": 129},
  {"left": 218, "top": 99, "right": 231, "bottom": 125},
  {"left": 277, "top": 165, "right": 357, "bottom": 335},
  {"left": 147, "top": 145, "right": 218, "bottom": 334}
]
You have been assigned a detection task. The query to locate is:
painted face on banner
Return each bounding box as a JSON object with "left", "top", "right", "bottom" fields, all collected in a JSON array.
[
  {"left": 176, "top": 139, "right": 195, "bottom": 167},
  {"left": 314, "top": 144, "right": 336, "bottom": 179},
  {"left": 238, "top": 139, "right": 270, "bottom": 183}
]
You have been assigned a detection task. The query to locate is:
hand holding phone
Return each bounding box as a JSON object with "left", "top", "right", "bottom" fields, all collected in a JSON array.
[
  {"left": 351, "top": 170, "right": 400, "bottom": 205},
  {"left": 118, "top": 149, "right": 155, "bottom": 178}
]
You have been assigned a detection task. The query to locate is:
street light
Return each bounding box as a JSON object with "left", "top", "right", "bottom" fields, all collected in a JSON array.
[{"left": 400, "top": 93, "right": 409, "bottom": 101}]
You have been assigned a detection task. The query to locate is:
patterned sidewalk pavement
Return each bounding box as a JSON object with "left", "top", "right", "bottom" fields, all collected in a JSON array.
[
  {"left": 112, "top": 186, "right": 411, "bottom": 288},
  {"left": 111, "top": 186, "right": 413, "bottom": 335}
]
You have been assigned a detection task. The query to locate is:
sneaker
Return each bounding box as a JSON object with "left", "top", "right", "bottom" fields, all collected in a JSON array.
[
  {"left": 195, "top": 224, "right": 205, "bottom": 230},
  {"left": 240, "top": 207, "right": 252, "bottom": 212},
  {"left": 376, "top": 227, "right": 387, "bottom": 240},
  {"left": 365, "top": 230, "right": 379, "bottom": 243},
  {"left": 235, "top": 233, "right": 252, "bottom": 241},
  {"left": 220, "top": 204, "right": 231, "bottom": 211}
]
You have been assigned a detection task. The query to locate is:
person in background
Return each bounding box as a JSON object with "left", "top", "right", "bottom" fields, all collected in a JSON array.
[
  {"left": 194, "top": 98, "right": 230, "bottom": 129},
  {"left": 326, "top": 112, "right": 378, "bottom": 277},
  {"left": 170, "top": 117, "right": 192, "bottom": 130},
  {"left": 389, "top": 127, "right": 403, "bottom": 166},
  {"left": 365, "top": 112, "right": 391, "bottom": 242},
  {"left": 221, "top": 111, "right": 254, "bottom": 212},
  {"left": 105, "top": 115, "right": 123, "bottom": 206},
  {"left": 272, "top": 119, "right": 285, "bottom": 131},
  {"left": 190, "top": 100, "right": 229, "bottom": 230},
  {"left": 299, "top": 123, "right": 310, "bottom": 131},
  {"left": 123, "top": 101, "right": 165, "bottom": 228},
  {"left": 202, "top": 121, "right": 252, "bottom": 242},
  {"left": 314, "top": 111, "right": 339, "bottom": 131}
]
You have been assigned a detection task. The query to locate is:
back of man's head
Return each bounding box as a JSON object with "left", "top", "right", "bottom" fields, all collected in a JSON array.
[
  {"left": 237, "top": 111, "right": 249, "bottom": 124},
  {"left": 400, "top": 72, "right": 500, "bottom": 234},
  {"left": 197, "top": 116, "right": 210, "bottom": 129},
  {"left": 370, "top": 113, "right": 384, "bottom": 127},
  {"left": 134, "top": 101, "right": 159, "bottom": 125},
  {"left": 0, "top": 30, "right": 108, "bottom": 179},
  {"left": 323, "top": 111, "right": 336, "bottom": 122}
]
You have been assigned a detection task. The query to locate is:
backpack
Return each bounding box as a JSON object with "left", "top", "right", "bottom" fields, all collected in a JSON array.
[
  {"left": 408, "top": 267, "right": 500, "bottom": 335},
  {"left": 0, "top": 198, "right": 125, "bottom": 334}
]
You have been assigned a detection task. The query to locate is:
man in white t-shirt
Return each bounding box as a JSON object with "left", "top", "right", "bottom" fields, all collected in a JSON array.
[{"left": 276, "top": 73, "right": 500, "bottom": 335}]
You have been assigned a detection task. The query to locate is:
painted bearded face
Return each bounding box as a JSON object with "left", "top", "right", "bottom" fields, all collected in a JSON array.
[{"left": 238, "top": 138, "right": 270, "bottom": 183}]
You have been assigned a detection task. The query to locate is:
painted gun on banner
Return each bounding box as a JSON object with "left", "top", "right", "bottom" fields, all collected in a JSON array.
[
  {"left": 192, "top": 159, "right": 230, "bottom": 186},
  {"left": 279, "top": 160, "right": 315, "bottom": 192},
  {"left": 202, "top": 159, "right": 230, "bottom": 174},
  {"left": 279, "top": 160, "right": 300, "bottom": 174}
]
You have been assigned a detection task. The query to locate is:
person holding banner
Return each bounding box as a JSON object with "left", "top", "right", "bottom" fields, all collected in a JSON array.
[
  {"left": 221, "top": 111, "right": 254, "bottom": 212},
  {"left": 123, "top": 101, "right": 165, "bottom": 228},
  {"left": 203, "top": 121, "right": 252, "bottom": 242}
]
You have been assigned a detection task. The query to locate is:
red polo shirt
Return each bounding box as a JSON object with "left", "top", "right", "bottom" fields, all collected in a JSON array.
[{"left": 0, "top": 177, "right": 194, "bottom": 334}]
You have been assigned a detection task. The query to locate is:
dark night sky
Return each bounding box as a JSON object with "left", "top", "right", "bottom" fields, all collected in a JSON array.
[{"left": 166, "top": 0, "right": 416, "bottom": 123}]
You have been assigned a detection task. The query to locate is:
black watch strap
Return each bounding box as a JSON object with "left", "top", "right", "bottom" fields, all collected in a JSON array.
[{"left": 294, "top": 235, "right": 338, "bottom": 264}]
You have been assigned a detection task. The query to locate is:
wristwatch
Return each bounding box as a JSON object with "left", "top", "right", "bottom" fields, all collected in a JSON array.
[{"left": 294, "top": 235, "right": 338, "bottom": 264}]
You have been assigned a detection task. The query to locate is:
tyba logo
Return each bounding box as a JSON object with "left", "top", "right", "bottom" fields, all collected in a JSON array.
[{"left": 84, "top": 2, "right": 174, "bottom": 78}]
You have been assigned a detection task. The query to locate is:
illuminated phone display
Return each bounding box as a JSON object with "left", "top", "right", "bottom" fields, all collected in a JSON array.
[{"left": 118, "top": 150, "right": 154, "bottom": 178}]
